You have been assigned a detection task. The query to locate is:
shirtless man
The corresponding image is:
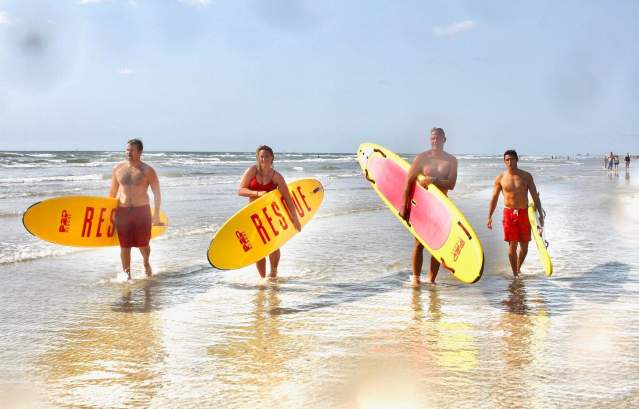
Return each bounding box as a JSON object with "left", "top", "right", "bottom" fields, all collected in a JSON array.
[
  {"left": 487, "top": 150, "right": 543, "bottom": 277},
  {"left": 108, "top": 139, "right": 162, "bottom": 279},
  {"left": 399, "top": 127, "right": 458, "bottom": 285}
]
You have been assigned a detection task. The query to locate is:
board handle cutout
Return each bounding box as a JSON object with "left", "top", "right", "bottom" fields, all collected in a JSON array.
[
  {"left": 457, "top": 221, "right": 472, "bottom": 240},
  {"left": 439, "top": 257, "right": 455, "bottom": 274},
  {"left": 399, "top": 210, "right": 412, "bottom": 227},
  {"left": 373, "top": 148, "right": 387, "bottom": 158},
  {"left": 364, "top": 169, "right": 376, "bottom": 184}
]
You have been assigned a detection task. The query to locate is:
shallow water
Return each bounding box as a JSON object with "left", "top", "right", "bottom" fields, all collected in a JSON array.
[{"left": 1, "top": 152, "right": 638, "bottom": 408}]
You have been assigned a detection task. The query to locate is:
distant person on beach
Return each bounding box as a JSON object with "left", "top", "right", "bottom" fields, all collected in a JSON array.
[
  {"left": 399, "top": 127, "right": 458, "bottom": 285},
  {"left": 109, "top": 139, "right": 163, "bottom": 280},
  {"left": 608, "top": 152, "right": 614, "bottom": 170},
  {"left": 487, "top": 150, "right": 544, "bottom": 277},
  {"left": 238, "top": 145, "right": 301, "bottom": 279},
  {"left": 614, "top": 155, "right": 620, "bottom": 170},
  {"left": 625, "top": 153, "right": 630, "bottom": 169}
]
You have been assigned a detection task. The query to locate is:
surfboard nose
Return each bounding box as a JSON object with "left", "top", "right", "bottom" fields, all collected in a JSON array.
[{"left": 356, "top": 144, "right": 375, "bottom": 170}]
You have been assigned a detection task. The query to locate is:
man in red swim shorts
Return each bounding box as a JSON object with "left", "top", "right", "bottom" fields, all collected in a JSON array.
[
  {"left": 109, "top": 139, "right": 163, "bottom": 279},
  {"left": 486, "top": 150, "right": 544, "bottom": 276}
]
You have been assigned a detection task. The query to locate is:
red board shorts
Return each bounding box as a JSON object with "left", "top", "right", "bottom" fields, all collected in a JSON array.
[
  {"left": 502, "top": 207, "right": 531, "bottom": 242},
  {"left": 116, "top": 205, "right": 152, "bottom": 248}
]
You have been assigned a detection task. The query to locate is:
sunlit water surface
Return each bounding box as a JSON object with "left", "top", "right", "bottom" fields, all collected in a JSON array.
[{"left": 1, "top": 152, "right": 638, "bottom": 408}]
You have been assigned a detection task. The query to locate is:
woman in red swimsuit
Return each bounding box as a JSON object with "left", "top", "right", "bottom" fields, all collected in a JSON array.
[{"left": 238, "top": 145, "right": 302, "bottom": 279}]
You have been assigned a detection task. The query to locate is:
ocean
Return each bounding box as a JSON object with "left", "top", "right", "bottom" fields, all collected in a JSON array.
[{"left": 1, "top": 150, "right": 638, "bottom": 408}]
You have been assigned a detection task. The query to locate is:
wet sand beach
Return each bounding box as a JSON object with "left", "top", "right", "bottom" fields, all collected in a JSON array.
[{"left": 1, "top": 152, "right": 638, "bottom": 408}]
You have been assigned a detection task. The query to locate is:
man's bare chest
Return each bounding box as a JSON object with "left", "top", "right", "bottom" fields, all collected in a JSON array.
[
  {"left": 501, "top": 175, "right": 527, "bottom": 193},
  {"left": 422, "top": 158, "right": 450, "bottom": 176},
  {"left": 117, "top": 167, "right": 146, "bottom": 186}
]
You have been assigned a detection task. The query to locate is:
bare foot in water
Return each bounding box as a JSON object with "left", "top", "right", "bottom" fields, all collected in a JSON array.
[
  {"left": 411, "top": 275, "right": 421, "bottom": 287},
  {"left": 144, "top": 263, "right": 153, "bottom": 277},
  {"left": 425, "top": 272, "right": 437, "bottom": 285}
]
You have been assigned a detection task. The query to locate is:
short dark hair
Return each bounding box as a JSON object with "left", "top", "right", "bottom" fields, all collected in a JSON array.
[
  {"left": 127, "top": 139, "right": 143, "bottom": 152},
  {"left": 430, "top": 127, "right": 445, "bottom": 137},
  {"left": 504, "top": 149, "right": 518, "bottom": 160}
]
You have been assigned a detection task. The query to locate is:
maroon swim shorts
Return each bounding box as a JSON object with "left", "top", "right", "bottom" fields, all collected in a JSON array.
[
  {"left": 502, "top": 207, "right": 531, "bottom": 242},
  {"left": 116, "top": 205, "right": 152, "bottom": 248}
]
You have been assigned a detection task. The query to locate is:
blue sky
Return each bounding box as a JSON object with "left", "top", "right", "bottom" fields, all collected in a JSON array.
[{"left": 1, "top": 0, "right": 638, "bottom": 154}]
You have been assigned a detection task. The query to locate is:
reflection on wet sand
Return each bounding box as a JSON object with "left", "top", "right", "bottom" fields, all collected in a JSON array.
[
  {"left": 33, "top": 283, "right": 164, "bottom": 407},
  {"left": 335, "top": 285, "right": 482, "bottom": 409},
  {"left": 207, "top": 283, "right": 302, "bottom": 406},
  {"left": 492, "top": 278, "right": 549, "bottom": 409}
]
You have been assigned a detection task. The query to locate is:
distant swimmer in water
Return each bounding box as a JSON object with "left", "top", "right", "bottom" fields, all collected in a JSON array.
[
  {"left": 109, "top": 139, "right": 163, "bottom": 280},
  {"left": 237, "top": 145, "right": 301, "bottom": 279},
  {"left": 399, "top": 127, "right": 458, "bottom": 285},
  {"left": 625, "top": 153, "right": 630, "bottom": 170},
  {"left": 487, "top": 150, "right": 544, "bottom": 277}
]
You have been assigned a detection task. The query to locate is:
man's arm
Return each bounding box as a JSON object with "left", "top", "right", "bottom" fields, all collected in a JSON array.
[
  {"left": 399, "top": 155, "right": 423, "bottom": 221},
  {"left": 486, "top": 175, "right": 502, "bottom": 230},
  {"left": 108, "top": 165, "right": 120, "bottom": 198},
  {"left": 527, "top": 173, "right": 544, "bottom": 226},
  {"left": 148, "top": 166, "right": 162, "bottom": 225}
]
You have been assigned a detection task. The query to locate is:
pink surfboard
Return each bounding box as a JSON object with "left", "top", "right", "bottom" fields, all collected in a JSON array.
[{"left": 357, "top": 143, "right": 484, "bottom": 283}]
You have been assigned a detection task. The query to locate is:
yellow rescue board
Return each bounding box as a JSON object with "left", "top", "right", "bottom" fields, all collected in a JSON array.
[
  {"left": 357, "top": 143, "right": 484, "bottom": 284},
  {"left": 23, "top": 196, "right": 168, "bottom": 247},
  {"left": 528, "top": 202, "right": 553, "bottom": 277},
  {"left": 208, "top": 178, "right": 324, "bottom": 270}
]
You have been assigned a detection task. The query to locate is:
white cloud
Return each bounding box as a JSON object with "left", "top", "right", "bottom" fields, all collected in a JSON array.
[
  {"left": 79, "top": 0, "right": 109, "bottom": 5},
  {"left": 117, "top": 67, "right": 134, "bottom": 75},
  {"left": 432, "top": 20, "right": 475, "bottom": 37},
  {"left": 0, "top": 11, "right": 11, "bottom": 25},
  {"left": 177, "top": 0, "right": 210, "bottom": 7}
]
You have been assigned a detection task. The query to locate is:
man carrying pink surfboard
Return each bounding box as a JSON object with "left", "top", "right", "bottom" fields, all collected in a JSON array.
[{"left": 399, "top": 127, "right": 458, "bottom": 285}]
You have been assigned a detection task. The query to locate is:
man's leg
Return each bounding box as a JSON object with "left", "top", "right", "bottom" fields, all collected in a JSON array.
[
  {"left": 268, "top": 249, "right": 281, "bottom": 278},
  {"left": 140, "top": 246, "right": 152, "bottom": 276},
  {"left": 517, "top": 241, "right": 529, "bottom": 274},
  {"left": 256, "top": 258, "right": 267, "bottom": 278},
  {"left": 120, "top": 247, "right": 132, "bottom": 279},
  {"left": 412, "top": 239, "right": 423, "bottom": 285},
  {"left": 427, "top": 256, "right": 441, "bottom": 284},
  {"left": 508, "top": 241, "right": 519, "bottom": 276}
]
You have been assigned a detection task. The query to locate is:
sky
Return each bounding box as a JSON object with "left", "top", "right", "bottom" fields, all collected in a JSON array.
[{"left": 0, "top": 0, "right": 638, "bottom": 154}]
